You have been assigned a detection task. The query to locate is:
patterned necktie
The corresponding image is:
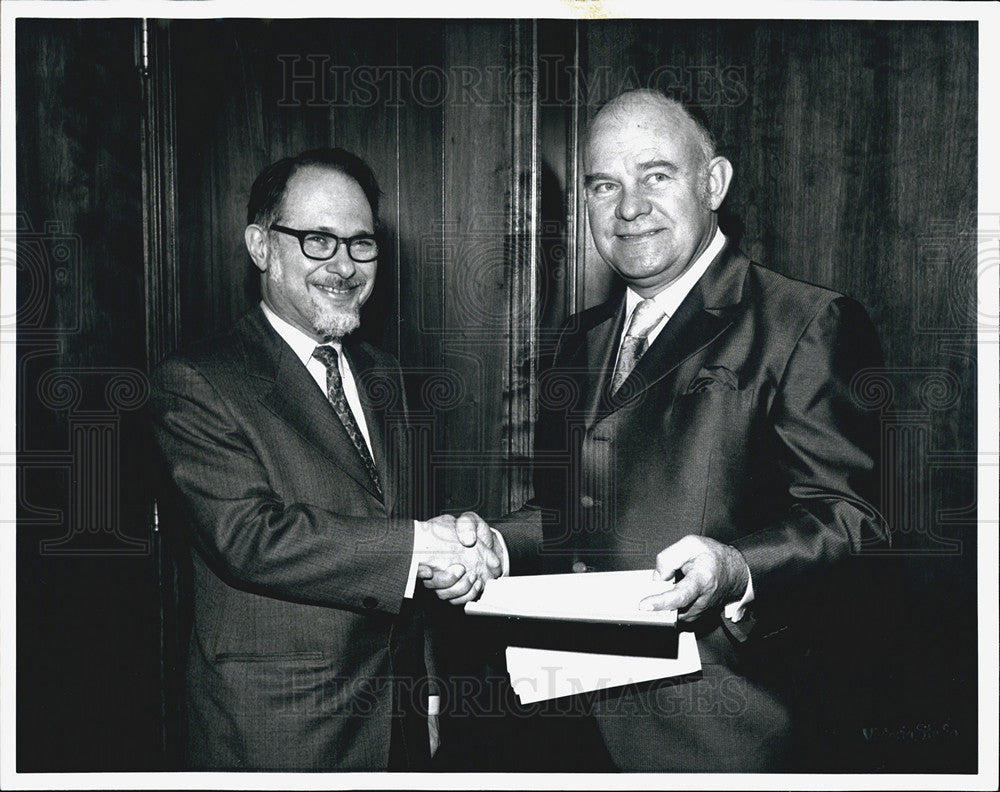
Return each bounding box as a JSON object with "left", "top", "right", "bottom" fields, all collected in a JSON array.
[
  {"left": 312, "top": 345, "right": 382, "bottom": 497},
  {"left": 611, "top": 298, "right": 666, "bottom": 394}
]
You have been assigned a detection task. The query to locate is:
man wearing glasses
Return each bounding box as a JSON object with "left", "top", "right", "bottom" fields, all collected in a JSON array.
[{"left": 150, "top": 148, "right": 503, "bottom": 770}]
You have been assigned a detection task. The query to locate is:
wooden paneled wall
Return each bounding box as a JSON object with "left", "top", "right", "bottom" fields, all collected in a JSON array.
[{"left": 15, "top": 18, "right": 160, "bottom": 770}]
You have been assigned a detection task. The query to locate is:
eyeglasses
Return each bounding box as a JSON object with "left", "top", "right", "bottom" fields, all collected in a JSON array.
[{"left": 269, "top": 224, "right": 379, "bottom": 263}]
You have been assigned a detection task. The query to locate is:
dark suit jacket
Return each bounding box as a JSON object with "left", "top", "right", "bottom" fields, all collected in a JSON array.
[
  {"left": 150, "top": 307, "right": 427, "bottom": 770},
  {"left": 495, "top": 243, "right": 889, "bottom": 771}
]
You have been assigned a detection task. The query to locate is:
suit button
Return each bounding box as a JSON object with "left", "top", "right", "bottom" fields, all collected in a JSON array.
[
  {"left": 362, "top": 596, "right": 378, "bottom": 609},
  {"left": 580, "top": 495, "right": 595, "bottom": 508},
  {"left": 572, "top": 561, "right": 590, "bottom": 573}
]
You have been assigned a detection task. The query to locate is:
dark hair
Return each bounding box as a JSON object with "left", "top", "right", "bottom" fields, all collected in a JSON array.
[{"left": 246, "top": 147, "right": 382, "bottom": 227}]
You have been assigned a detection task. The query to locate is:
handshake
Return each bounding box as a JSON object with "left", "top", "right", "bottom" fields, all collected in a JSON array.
[{"left": 414, "top": 512, "right": 504, "bottom": 605}]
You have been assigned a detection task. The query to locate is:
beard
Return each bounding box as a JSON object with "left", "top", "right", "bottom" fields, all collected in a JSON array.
[{"left": 310, "top": 297, "right": 361, "bottom": 339}]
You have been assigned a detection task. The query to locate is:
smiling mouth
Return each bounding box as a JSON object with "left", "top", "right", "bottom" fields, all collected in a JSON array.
[
  {"left": 313, "top": 282, "right": 362, "bottom": 296},
  {"left": 616, "top": 229, "right": 664, "bottom": 240}
]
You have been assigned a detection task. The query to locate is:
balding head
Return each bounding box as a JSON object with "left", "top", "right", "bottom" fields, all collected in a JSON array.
[{"left": 588, "top": 90, "right": 717, "bottom": 173}]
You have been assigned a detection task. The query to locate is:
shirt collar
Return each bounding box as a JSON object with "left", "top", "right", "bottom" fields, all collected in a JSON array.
[
  {"left": 624, "top": 227, "right": 727, "bottom": 320},
  {"left": 260, "top": 300, "right": 341, "bottom": 366}
]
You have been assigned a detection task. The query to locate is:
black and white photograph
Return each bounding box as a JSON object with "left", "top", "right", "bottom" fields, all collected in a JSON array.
[{"left": 1, "top": 1, "right": 997, "bottom": 788}]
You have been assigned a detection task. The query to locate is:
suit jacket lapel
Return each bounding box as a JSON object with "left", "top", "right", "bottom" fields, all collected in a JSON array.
[
  {"left": 342, "top": 341, "right": 396, "bottom": 513},
  {"left": 599, "top": 244, "right": 750, "bottom": 417},
  {"left": 582, "top": 300, "right": 626, "bottom": 426},
  {"left": 240, "top": 309, "right": 383, "bottom": 502}
]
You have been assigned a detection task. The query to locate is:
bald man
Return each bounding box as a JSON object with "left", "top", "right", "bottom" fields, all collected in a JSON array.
[{"left": 491, "top": 90, "right": 888, "bottom": 771}]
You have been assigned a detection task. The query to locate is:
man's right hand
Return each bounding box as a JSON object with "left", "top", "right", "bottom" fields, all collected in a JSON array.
[{"left": 414, "top": 512, "right": 502, "bottom": 605}]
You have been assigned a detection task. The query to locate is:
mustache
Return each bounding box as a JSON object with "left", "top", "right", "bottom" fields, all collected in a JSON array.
[{"left": 313, "top": 277, "right": 367, "bottom": 289}]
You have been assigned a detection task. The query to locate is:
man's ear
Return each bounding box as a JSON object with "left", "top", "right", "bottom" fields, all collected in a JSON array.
[
  {"left": 705, "top": 156, "right": 733, "bottom": 211},
  {"left": 245, "top": 224, "right": 268, "bottom": 272}
]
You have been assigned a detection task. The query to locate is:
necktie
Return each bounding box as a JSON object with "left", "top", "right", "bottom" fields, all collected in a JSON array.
[
  {"left": 611, "top": 298, "right": 666, "bottom": 394},
  {"left": 312, "top": 345, "right": 382, "bottom": 497}
]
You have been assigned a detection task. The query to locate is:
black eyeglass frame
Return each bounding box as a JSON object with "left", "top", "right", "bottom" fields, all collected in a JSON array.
[{"left": 269, "top": 224, "right": 379, "bottom": 262}]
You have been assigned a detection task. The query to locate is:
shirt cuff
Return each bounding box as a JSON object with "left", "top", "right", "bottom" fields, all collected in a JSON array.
[
  {"left": 491, "top": 528, "right": 510, "bottom": 577},
  {"left": 404, "top": 520, "right": 424, "bottom": 599},
  {"left": 723, "top": 571, "right": 754, "bottom": 622}
]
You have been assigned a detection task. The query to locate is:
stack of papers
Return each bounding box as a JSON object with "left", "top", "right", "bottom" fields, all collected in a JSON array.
[
  {"left": 466, "top": 570, "right": 701, "bottom": 704},
  {"left": 465, "top": 568, "right": 678, "bottom": 625},
  {"left": 505, "top": 633, "right": 701, "bottom": 704}
]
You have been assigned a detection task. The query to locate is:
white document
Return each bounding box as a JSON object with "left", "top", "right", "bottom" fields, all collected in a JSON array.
[
  {"left": 465, "top": 568, "right": 678, "bottom": 625},
  {"left": 507, "top": 631, "right": 701, "bottom": 704},
  {"left": 465, "top": 569, "right": 700, "bottom": 704}
]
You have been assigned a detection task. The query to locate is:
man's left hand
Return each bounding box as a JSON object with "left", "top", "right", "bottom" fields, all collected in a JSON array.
[{"left": 639, "top": 535, "right": 750, "bottom": 622}]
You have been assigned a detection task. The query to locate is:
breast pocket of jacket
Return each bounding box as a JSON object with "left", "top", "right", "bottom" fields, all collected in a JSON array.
[{"left": 662, "top": 386, "right": 756, "bottom": 470}]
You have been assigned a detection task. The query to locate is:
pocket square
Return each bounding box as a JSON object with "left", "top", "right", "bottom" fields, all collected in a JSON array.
[{"left": 686, "top": 365, "right": 740, "bottom": 393}]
